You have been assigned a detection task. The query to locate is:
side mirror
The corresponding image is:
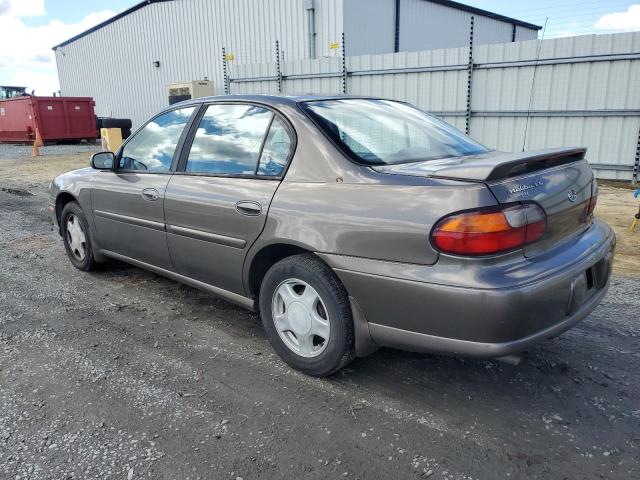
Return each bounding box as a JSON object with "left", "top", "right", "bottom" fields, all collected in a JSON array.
[{"left": 91, "top": 151, "right": 115, "bottom": 170}]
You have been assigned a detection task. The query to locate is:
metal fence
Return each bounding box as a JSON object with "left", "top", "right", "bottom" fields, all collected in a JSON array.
[{"left": 225, "top": 30, "right": 640, "bottom": 183}]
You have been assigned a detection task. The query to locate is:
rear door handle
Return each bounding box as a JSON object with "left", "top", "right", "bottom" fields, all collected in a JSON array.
[
  {"left": 141, "top": 188, "right": 159, "bottom": 201},
  {"left": 235, "top": 200, "right": 262, "bottom": 216}
]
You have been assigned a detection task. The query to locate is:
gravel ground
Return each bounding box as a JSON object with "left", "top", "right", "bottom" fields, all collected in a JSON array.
[
  {"left": 0, "top": 141, "right": 100, "bottom": 159},
  {"left": 1, "top": 157, "right": 639, "bottom": 479}
]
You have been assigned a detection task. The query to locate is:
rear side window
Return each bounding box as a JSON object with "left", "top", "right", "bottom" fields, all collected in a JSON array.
[
  {"left": 185, "top": 104, "right": 273, "bottom": 175},
  {"left": 119, "top": 107, "right": 195, "bottom": 172},
  {"left": 257, "top": 117, "right": 293, "bottom": 176}
]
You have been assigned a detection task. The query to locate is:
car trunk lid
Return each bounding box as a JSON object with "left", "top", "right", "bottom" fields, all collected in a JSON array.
[{"left": 372, "top": 148, "right": 595, "bottom": 258}]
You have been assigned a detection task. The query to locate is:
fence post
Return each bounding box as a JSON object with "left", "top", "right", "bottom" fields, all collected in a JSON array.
[
  {"left": 275, "top": 40, "right": 282, "bottom": 94},
  {"left": 341, "top": 32, "right": 347, "bottom": 94},
  {"left": 465, "top": 16, "right": 474, "bottom": 135},
  {"left": 633, "top": 125, "right": 640, "bottom": 186},
  {"left": 222, "top": 47, "right": 229, "bottom": 94}
]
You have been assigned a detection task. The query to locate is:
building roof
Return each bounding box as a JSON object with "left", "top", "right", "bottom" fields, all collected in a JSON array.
[{"left": 53, "top": 0, "right": 541, "bottom": 50}]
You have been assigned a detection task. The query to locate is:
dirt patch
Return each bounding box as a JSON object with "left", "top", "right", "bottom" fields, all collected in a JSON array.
[
  {"left": 12, "top": 234, "right": 57, "bottom": 250},
  {"left": 0, "top": 187, "right": 35, "bottom": 197},
  {"left": 596, "top": 185, "right": 640, "bottom": 277},
  {"left": 0, "top": 153, "right": 90, "bottom": 184}
]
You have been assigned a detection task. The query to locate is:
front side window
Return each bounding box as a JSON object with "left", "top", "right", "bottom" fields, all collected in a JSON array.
[
  {"left": 119, "top": 107, "right": 195, "bottom": 172},
  {"left": 185, "top": 104, "right": 273, "bottom": 175},
  {"left": 301, "top": 99, "right": 489, "bottom": 166}
]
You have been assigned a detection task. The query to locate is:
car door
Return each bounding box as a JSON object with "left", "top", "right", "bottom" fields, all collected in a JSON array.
[
  {"left": 164, "top": 102, "right": 295, "bottom": 295},
  {"left": 91, "top": 106, "right": 197, "bottom": 269}
]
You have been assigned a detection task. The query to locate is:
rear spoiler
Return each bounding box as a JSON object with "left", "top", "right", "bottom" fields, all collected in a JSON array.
[
  {"left": 467, "top": 148, "right": 586, "bottom": 181},
  {"left": 374, "top": 148, "right": 587, "bottom": 182}
]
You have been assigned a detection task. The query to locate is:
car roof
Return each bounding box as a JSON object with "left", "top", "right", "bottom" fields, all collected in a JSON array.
[{"left": 170, "top": 94, "right": 385, "bottom": 109}]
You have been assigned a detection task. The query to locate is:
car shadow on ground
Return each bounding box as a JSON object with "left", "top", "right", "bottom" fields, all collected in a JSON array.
[
  {"left": 92, "top": 259, "right": 610, "bottom": 381},
  {"left": 90, "top": 259, "right": 632, "bottom": 425}
]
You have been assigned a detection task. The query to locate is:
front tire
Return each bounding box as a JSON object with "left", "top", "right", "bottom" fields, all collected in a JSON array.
[
  {"left": 61, "top": 201, "right": 95, "bottom": 271},
  {"left": 259, "top": 254, "right": 354, "bottom": 376}
]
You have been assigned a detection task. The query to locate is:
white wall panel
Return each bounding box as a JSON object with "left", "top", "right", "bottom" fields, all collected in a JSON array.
[
  {"left": 514, "top": 25, "right": 538, "bottom": 42},
  {"left": 343, "top": 0, "right": 395, "bottom": 56},
  {"left": 398, "top": 0, "right": 538, "bottom": 52}
]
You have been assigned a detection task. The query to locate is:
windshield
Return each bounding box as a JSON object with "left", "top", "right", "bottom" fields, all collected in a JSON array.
[{"left": 301, "top": 99, "right": 489, "bottom": 165}]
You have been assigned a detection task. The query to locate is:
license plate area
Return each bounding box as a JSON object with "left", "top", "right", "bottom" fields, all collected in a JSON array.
[
  {"left": 585, "top": 267, "right": 595, "bottom": 291},
  {"left": 566, "top": 252, "right": 611, "bottom": 315},
  {"left": 591, "top": 252, "right": 612, "bottom": 289}
]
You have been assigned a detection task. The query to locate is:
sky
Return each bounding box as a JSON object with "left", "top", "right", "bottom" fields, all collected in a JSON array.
[{"left": 0, "top": 0, "right": 639, "bottom": 95}]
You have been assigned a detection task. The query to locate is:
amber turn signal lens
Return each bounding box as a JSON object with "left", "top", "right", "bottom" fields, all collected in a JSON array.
[{"left": 437, "top": 211, "right": 512, "bottom": 234}]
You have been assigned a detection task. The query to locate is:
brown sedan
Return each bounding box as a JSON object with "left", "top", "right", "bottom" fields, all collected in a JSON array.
[{"left": 48, "top": 95, "right": 615, "bottom": 376}]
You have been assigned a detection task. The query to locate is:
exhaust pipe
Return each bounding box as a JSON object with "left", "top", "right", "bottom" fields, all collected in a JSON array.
[{"left": 495, "top": 354, "right": 521, "bottom": 366}]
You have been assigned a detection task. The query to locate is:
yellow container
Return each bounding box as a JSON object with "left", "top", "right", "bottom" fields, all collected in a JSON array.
[{"left": 100, "top": 127, "right": 123, "bottom": 152}]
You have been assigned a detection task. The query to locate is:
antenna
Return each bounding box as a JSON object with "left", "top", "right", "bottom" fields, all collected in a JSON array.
[{"left": 522, "top": 17, "right": 548, "bottom": 152}]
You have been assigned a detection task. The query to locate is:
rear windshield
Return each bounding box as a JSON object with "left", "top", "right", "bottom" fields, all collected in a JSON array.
[{"left": 301, "top": 99, "right": 489, "bottom": 166}]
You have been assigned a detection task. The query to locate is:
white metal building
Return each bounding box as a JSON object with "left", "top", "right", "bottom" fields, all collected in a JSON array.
[{"left": 54, "top": 0, "right": 539, "bottom": 126}]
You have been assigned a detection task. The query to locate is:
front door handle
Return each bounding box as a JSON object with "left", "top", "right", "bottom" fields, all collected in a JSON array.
[
  {"left": 141, "top": 188, "right": 159, "bottom": 201},
  {"left": 235, "top": 200, "right": 262, "bottom": 216}
]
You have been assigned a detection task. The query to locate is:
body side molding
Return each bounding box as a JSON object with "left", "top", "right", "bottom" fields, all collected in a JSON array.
[
  {"left": 166, "top": 224, "right": 246, "bottom": 249},
  {"left": 94, "top": 209, "right": 165, "bottom": 231}
]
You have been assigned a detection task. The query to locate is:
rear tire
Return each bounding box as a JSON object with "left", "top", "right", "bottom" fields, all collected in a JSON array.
[
  {"left": 259, "top": 254, "right": 354, "bottom": 376},
  {"left": 61, "top": 201, "right": 95, "bottom": 271}
]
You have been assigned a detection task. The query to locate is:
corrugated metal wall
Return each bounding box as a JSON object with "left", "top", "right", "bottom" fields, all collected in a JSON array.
[
  {"left": 232, "top": 32, "right": 640, "bottom": 181},
  {"left": 398, "top": 0, "right": 537, "bottom": 51},
  {"left": 55, "top": 0, "right": 344, "bottom": 127},
  {"left": 344, "top": 0, "right": 396, "bottom": 56},
  {"left": 342, "top": 0, "right": 538, "bottom": 57}
]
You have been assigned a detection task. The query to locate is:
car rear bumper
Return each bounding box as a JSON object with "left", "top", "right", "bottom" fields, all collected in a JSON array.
[
  {"left": 364, "top": 280, "right": 609, "bottom": 358},
  {"left": 320, "top": 219, "right": 615, "bottom": 358}
]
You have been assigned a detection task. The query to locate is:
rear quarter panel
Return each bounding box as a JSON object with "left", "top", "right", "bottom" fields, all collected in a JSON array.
[{"left": 249, "top": 173, "right": 498, "bottom": 266}]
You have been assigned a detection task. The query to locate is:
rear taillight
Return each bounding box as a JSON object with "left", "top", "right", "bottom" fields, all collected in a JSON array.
[{"left": 431, "top": 204, "right": 546, "bottom": 256}]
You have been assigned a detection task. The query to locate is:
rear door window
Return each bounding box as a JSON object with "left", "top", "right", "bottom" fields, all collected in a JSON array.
[{"left": 185, "top": 104, "right": 273, "bottom": 175}]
